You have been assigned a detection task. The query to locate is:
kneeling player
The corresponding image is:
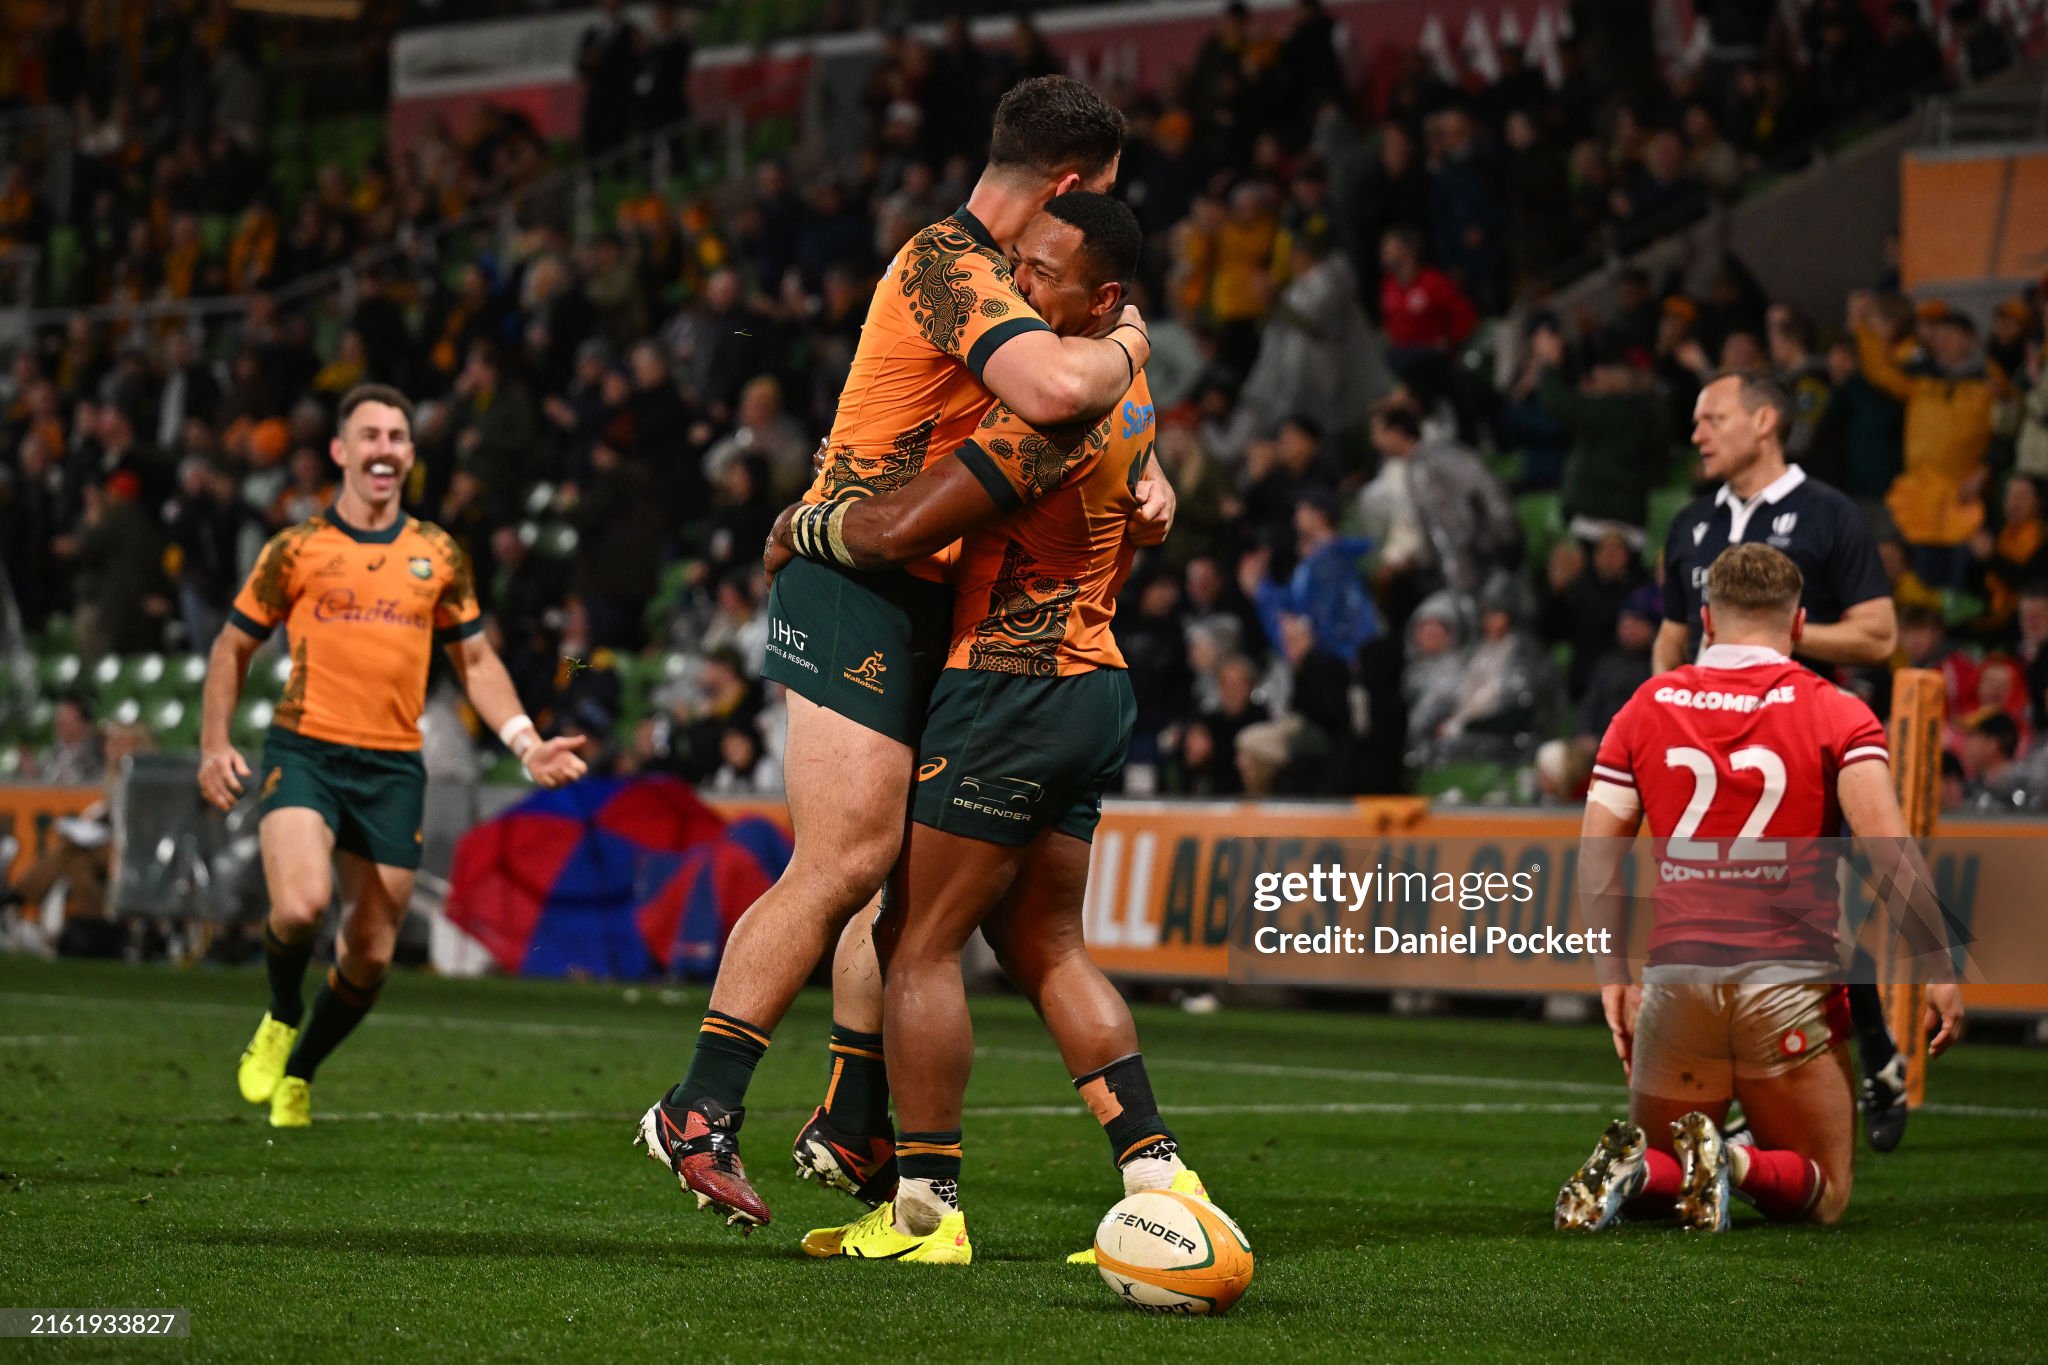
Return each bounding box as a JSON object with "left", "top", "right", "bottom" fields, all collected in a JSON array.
[
  {"left": 1556, "top": 543, "right": 1961, "bottom": 1230},
  {"left": 202, "top": 385, "right": 586, "bottom": 1127},
  {"left": 769, "top": 194, "right": 1202, "bottom": 1262}
]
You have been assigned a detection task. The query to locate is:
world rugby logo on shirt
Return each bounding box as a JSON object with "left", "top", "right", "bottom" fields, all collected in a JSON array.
[{"left": 1769, "top": 512, "right": 1797, "bottom": 546}]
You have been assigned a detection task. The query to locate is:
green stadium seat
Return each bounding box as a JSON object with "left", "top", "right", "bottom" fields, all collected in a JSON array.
[
  {"left": 1516, "top": 491, "right": 1562, "bottom": 569},
  {"left": 124, "top": 653, "right": 169, "bottom": 697},
  {"left": 1414, "top": 760, "right": 1515, "bottom": 803},
  {"left": 535, "top": 523, "right": 580, "bottom": 560},
  {"left": 90, "top": 655, "right": 122, "bottom": 693},
  {"left": 176, "top": 655, "right": 208, "bottom": 689},
  {"left": 47, "top": 225, "right": 81, "bottom": 303},
  {"left": 109, "top": 697, "right": 143, "bottom": 727},
  {"left": 231, "top": 698, "right": 275, "bottom": 746},
  {"left": 523, "top": 483, "right": 557, "bottom": 518},
  {"left": 39, "top": 653, "right": 81, "bottom": 691}
]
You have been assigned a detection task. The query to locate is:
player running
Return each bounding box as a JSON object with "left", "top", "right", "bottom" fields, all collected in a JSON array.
[
  {"left": 762, "top": 193, "right": 1201, "bottom": 1264},
  {"left": 635, "top": 76, "right": 1170, "bottom": 1229},
  {"left": 203, "top": 384, "right": 586, "bottom": 1128},
  {"left": 1556, "top": 543, "right": 1962, "bottom": 1231}
]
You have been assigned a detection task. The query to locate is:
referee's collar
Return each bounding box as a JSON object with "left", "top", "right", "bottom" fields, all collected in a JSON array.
[
  {"left": 1715, "top": 463, "right": 1806, "bottom": 509},
  {"left": 1698, "top": 643, "right": 1790, "bottom": 669}
]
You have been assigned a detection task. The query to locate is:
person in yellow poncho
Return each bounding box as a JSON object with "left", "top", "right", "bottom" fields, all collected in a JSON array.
[{"left": 1850, "top": 290, "right": 2001, "bottom": 587}]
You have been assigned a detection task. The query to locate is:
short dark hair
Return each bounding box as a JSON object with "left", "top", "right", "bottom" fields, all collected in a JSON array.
[
  {"left": 1373, "top": 402, "right": 1421, "bottom": 440},
  {"left": 988, "top": 76, "right": 1125, "bottom": 179},
  {"left": 337, "top": 383, "right": 415, "bottom": 433},
  {"left": 1040, "top": 190, "right": 1142, "bottom": 286},
  {"left": 1704, "top": 367, "right": 1792, "bottom": 442},
  {"left": 1971, "top": 709, "right": 2020, "bottom": 759}
]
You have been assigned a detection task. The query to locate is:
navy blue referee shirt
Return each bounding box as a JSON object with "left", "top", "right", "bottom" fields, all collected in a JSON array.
[{"left": 1661, "top": 464, "right": 1890, "bottom": 654}]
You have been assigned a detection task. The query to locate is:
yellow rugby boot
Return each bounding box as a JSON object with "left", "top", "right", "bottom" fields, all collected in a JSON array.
[
  {"left": 237, "top": 1013, "right": 298, "bottom": 1104},
  {"left": 802, "top": 1200, "right": 972, "bottom": 1264},
  {"left": 1068, "top": 1167, "right": 1209, "bottom": 1264},
  {"left": 269, "top": 1076, "right": 312, "bottom": 1129}
]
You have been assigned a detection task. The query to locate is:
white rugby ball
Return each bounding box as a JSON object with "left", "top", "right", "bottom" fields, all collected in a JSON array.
[{"left": 1092, "top": 1189, "right": 1253, "bottom": 1315}]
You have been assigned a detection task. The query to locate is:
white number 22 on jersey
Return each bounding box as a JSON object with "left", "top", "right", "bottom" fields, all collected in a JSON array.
[{"left": 1663, "top": 745, "right": 1788, "bottom": 862}]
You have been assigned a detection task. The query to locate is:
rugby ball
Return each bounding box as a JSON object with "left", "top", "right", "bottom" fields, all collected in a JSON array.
[{"left": 1093, "top": 1189, "right": 1253, "bottom": 1315}]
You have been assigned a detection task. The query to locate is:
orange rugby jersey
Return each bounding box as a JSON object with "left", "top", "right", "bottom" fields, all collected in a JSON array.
[
  {"left": 946, "top": 374, "right": 1154, "bottom": 676},
  {"left": 228, "top": 510, "right": 483, "bottom": 751},
  {"left": 810, "top": 205, "right": 1053, "bottom": 577}
]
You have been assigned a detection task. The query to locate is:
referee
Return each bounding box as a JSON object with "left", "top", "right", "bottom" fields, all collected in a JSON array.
[{"left": 1656, "top": 367, "right": 1910, "bottom": 1152}]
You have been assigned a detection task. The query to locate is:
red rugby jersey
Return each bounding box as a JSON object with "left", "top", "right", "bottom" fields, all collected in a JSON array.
[{"left": 1592, "top": 644, "right": 1889, "bottom": 966}]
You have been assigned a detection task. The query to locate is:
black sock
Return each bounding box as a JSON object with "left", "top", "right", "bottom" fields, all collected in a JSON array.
[
  {"left": 822, "top": 1025, "right": 890, "bottom": 1137},
  {"left": 1075, "top": 1053, "right": 1180, "bottom": 1168},
  {"left": 1846, "top": 975, "right": 1898, "bottom": 1071},
  {"left": 896, "top": 1129, "right": 962, "bottom": 1206},
  {"left": 673, "top": 1010, "right": 771, "bottom": 1111},
  {"left": 263, "top": 922, "right": 315, "bottom": 1028},
  {"left": 284, "top": 966, "right": 382, "bottom": 1082}
]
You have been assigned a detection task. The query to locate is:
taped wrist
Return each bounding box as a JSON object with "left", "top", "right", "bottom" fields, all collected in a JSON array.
[{"left": 789, "top": 501, "right": 857, "bottom": 568}]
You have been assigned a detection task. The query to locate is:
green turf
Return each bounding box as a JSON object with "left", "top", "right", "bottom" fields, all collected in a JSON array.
[{"left": 2, "top": 959, "right": 2044, "bottom": 1361}]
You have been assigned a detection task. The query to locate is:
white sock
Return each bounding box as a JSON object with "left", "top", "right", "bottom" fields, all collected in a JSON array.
[
  {"left": 1121, "top": 1153, "right": 1185, "bottom": 1196},
  {"left": 894, "top": 1177, "right": 954, "bottom": 1236}
]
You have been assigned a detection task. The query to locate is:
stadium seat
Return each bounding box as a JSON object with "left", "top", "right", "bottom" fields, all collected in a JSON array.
[
  {"left": 1516, "top": 492, "right": 1562, "bottom": 569},
  {"left": 1414, "top": 759, "right": 1516, "bottom": 803},
  {"left": 90, "top": 655, "right": 122, "bottom": 693},
  {"left": 39, "top": 653, "right": 81, "bottom": 691}
]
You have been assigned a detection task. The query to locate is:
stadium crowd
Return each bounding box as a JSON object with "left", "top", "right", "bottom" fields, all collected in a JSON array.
[{"left": 5, "top": 0, "right": 2048, "bottom": 817}]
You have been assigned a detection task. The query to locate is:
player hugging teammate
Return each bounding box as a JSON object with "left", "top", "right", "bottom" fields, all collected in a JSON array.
[{"left": 1555, "top": 543, "right": 1963, "bottom": 1232}]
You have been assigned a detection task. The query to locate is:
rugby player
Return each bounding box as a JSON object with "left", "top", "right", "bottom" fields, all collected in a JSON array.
[
  {"left": 204, "top": 384, "right": 587, "bottom": 1128},
  {"left": 1556, "top": 543, "right": 1962, "bottom": 1231},
  {"left": 1655, "top": 369, "right": 1910, "bottom": 1150},
  {"left": 636, "top": 76, "right": 1173, "bottom": 1229},
  {"left": 764, "top": 192, "right": 1198, "bottom": 1263}
]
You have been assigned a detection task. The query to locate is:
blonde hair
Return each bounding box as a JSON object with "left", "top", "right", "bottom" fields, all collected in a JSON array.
[{"left": 1706, "top": 542, "right": 1804, "bottom": 618}]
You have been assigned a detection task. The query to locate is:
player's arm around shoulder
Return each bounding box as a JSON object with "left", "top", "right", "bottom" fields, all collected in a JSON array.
[{"left": 979, "top": 301, "right": 1151, "bottom": 428}]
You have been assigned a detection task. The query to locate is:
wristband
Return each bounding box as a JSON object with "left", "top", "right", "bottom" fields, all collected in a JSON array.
[
  {"left": 498, "top": 715, "right": 540, "bottom": 759},
  {"left": 1107, "top": 333, "right": 1134, "bottom": 383}
]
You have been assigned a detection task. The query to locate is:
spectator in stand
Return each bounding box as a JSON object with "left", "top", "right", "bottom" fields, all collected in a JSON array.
[
  {"left": 1868, "top": 0, "right": 1949, "bottom": 118},
  {"left": 1578, "top": 585, "right": 1661, "bottom": 737},
  {"left": 1342, "top": 123, "right": 1431, "bottom": 314},
  {"left": 448, "top": 341, "right": 538, "bottom": 525},
  {"left": 579, "top": 0, "right": 643, "bottom": 158},
  {"left": 1208, "top": 182, "right": 1279, "bottom": 377},
  {"left": 638, "top": 0, "right": 697, "bottom": 147},
  {"left": 1969, "top": 474, "right": 2048, "bottom": 640},
  {"left": 1240, "top": 228, "right": 1388, "bottom": 445},
  {"left": 1379, "top": 225, "right": 1477, "bottom": 416},
  {"left": 35, "top": 694, "right": 104, "bottom": 786},
  {"left": 1537, "top": 531, "right": 1646, "bottom": 701},
  {"left": 1768, "top": 304, "right": 1833, "bottom": 465},
  {"left": 1851, "top": 291, "right": 1995, "bottom": 588},
  {"left": 562, "top": 440, "right": 665, "bottom": 652},
  {"left": 1428, "top": 107, "right": 1504, "bottom": 313},
  {"left": 1529, "top": 325, "right": 1668, "bottom": 549},
  {"left": 1178, "top": 652, "right": 1269, "bottom": 795},
  {"left": 1960, "top": 711, "right": 2024, "bottom": 807},
  {"left": 1358, "top": 401, "right": 1518, "bottom": 631},
  {"left": 57, "top": 473, "right": 169, "bottom": 662},
  {"left": 164, "top": 455, "right": 252, "bottom": 653},
  {"left": 1501, "top": 110, "right": 1573, "bottom": 292},
  {"left": 1248, "top": 492, "right": 1377, "bottom": 668},
  {"left": 1899, "top": 603, "right": 1978, "bottom": 728}
]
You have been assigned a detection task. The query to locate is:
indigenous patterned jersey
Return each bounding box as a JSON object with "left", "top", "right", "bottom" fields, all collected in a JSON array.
[
  {"left": 945, "top": 375, "right": 1153, "bottom": 676},
  {"left": 1593, "top": 644, "right": 1890, "bottom": 965},
  {"left": 228, "top": 509, "right": 483, "bottom": 751},
  {"left": 808, "top": 205, "right": 1053, "bottom": 576}
]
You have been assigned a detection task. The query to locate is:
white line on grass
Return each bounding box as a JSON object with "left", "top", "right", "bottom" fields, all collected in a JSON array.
[
  {"left": 0, "top": 1034, "right": 84, "bottom": 1045},
  {"left": 172, "top": 1097, "right": 2045, "bottom": 1123},
  {"left": 978, "top": 1045, "right": 1626, "bottom": 1096}
]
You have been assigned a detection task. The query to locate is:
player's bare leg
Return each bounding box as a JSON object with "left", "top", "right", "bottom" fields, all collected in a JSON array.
[
  {"left": 643, "top": 695, "right": 913, "bottom": 1227},
  {"left": 238, "top": 809, "right": 337, "bottom": 1108},
  {"left": 267, "top": 854, "right": 412, "bottom": 1128},
  {"left": 984, "top": 830, "right": 1200, "bottom": 1264},
  {"left": 1734, "top": 1046, "right": 1856, "bottom": 1225},
  {"left": 868, "top": 823, "right": 1026, "bottom": 1235},
  {"left": 792, "top": 894, "right": 899, "bottom": 1204}
]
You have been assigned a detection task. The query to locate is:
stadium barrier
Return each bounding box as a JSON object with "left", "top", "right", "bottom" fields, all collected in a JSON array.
[{"left": 6, "top": 772, "right": 2043, "bottom": 1013}]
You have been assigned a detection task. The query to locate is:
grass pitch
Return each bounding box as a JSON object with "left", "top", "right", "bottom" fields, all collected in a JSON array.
[{"left": 2, "top": 958, "right": 2044, "bottom": 1362}]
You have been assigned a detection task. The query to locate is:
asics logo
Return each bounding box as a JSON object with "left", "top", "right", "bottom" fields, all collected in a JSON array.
[{"left": 918, "top": 758, "right": 947, "bottom": 781}]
